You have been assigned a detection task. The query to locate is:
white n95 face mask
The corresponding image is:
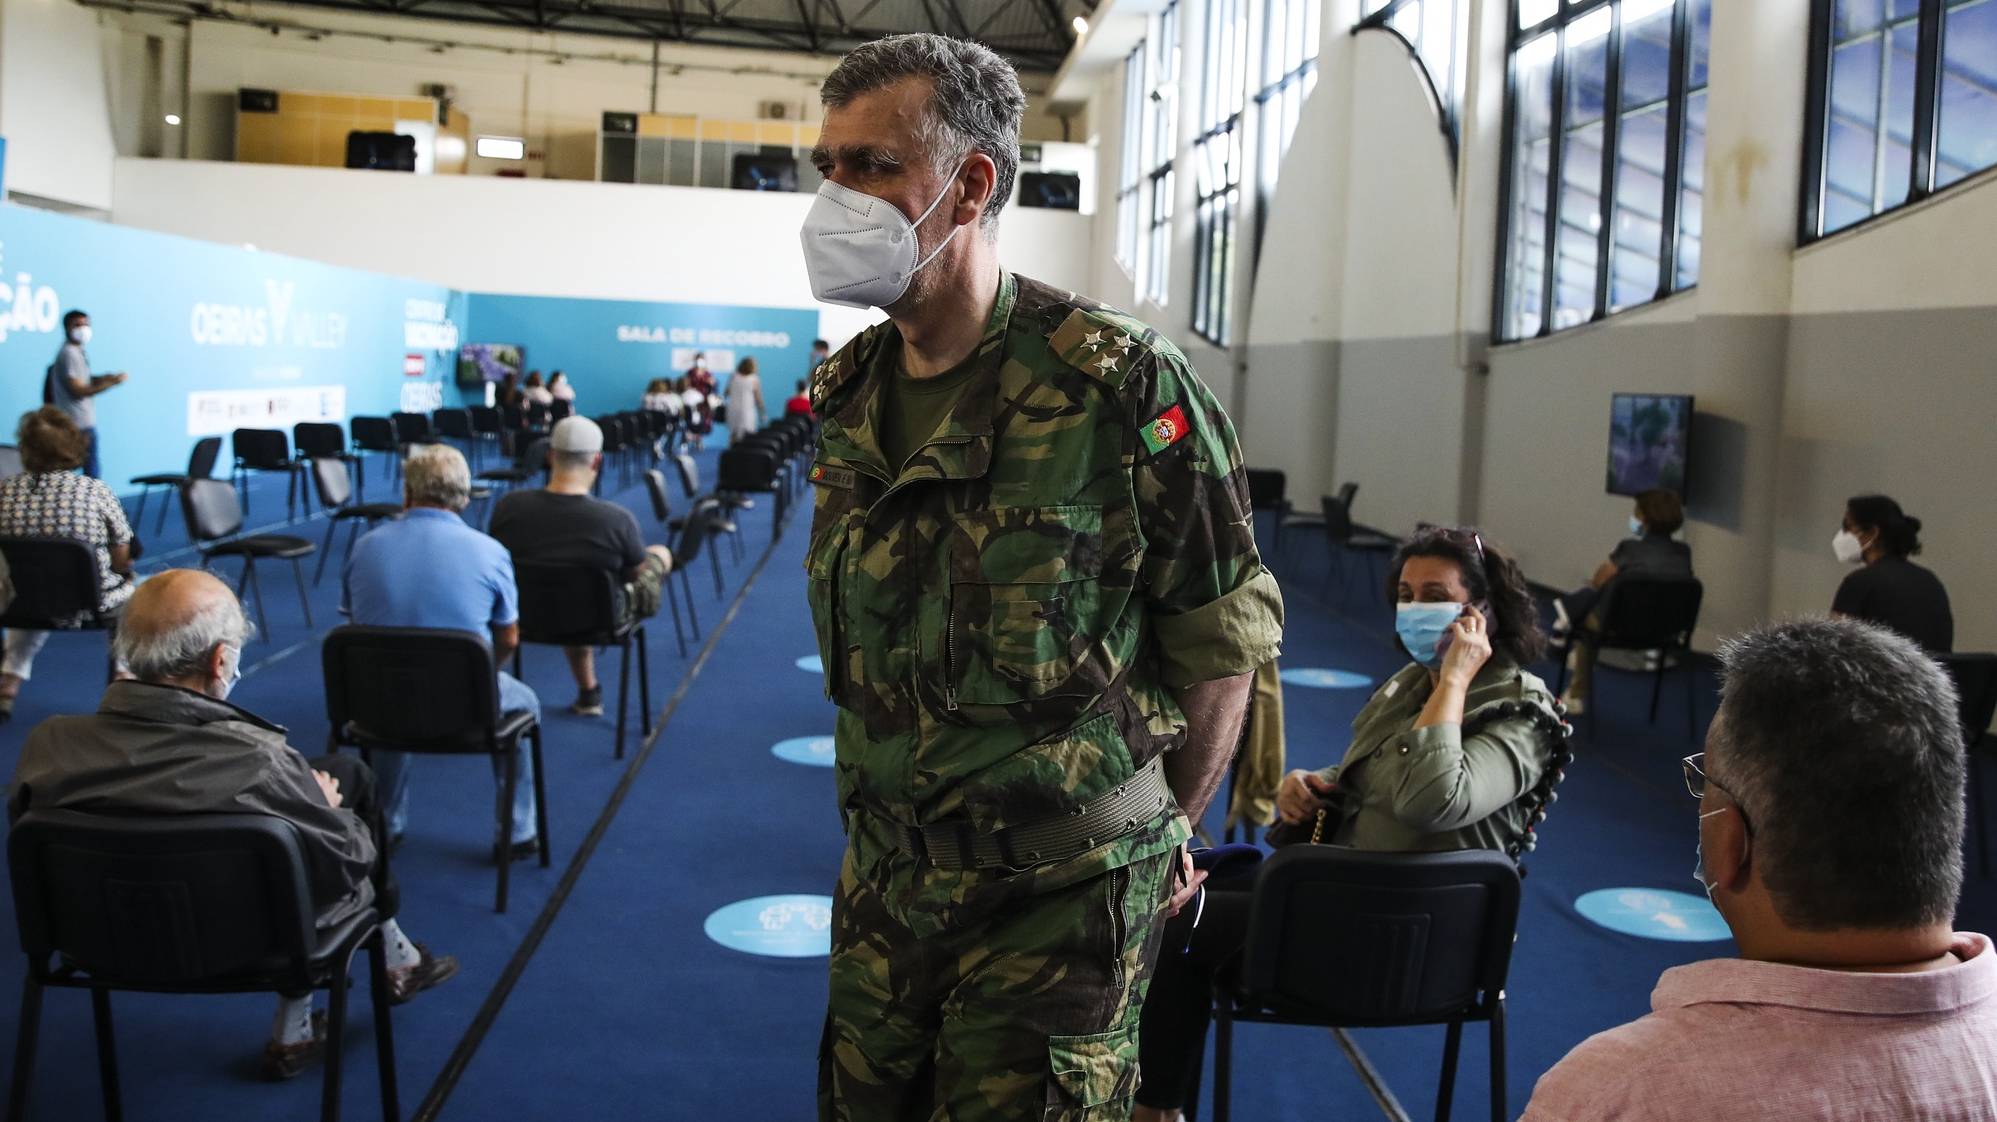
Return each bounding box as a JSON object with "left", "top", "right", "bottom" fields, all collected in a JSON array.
[
  {"left": 799, "top": 169, "right": 963, "bottom": 309},
  {"left": 1832, "top": 529, "right": 1865, "bottom": 565},
  {"left": 69, "top": 325, "right": 91, "bottom": 346}
]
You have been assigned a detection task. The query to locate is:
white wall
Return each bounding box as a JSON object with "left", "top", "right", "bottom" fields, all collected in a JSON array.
[
  {"left": 102, "top": 3, "right": 1076, "bottom": 179},
  {"left": 109, "top": 157, "right": 1092, "bottom": 345},
  {"left": 1065, "top": 0, "right": 1997, "bottom": 652},
  {"left": 1, "top": 0, "right": 118, "bottom": 209}
]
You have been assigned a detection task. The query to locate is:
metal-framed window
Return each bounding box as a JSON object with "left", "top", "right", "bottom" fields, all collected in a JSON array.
[
  {"left": 1803, "top": 0, "right": 1997, "bottom": 241},
  {"left": 1144, "top": 2, "right": 1181, "bottom": 306},
  {"left": 1256, "top": 0, "right": 1322, "bottom": 202},
  {"left": 1192, "top": 0, "right": 1249, "bottom": 346},
  {"left": 1356, "top": 0, "right": 1467, "bottom": 164},
  {"left": 1495, "top": 0, "right": 1712, "bottom": 342},
  {"left": 1116, "top": 42, "right": 1149, "bottom": 274}
]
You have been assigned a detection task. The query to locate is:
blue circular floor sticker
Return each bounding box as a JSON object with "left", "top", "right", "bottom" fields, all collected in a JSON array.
[
  {"left": 795, "top": 654, "right": 823, "bottom": 673},
  {"left": 1280, "top": 667, "right": 1374, "bottom": 690},
  {"left": 1575, "top": 888, "right": 1731, "bottom": 942},
  {"left": 772, "top": 736, "right": 836, "bottom": 767},
  {"left": 704, "top": 895, "right": 834, "bottom": 958}
]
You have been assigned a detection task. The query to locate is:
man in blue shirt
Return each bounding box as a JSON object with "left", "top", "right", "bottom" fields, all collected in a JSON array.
[{"left": 343, "top": 444, "right": 542, "bottom": 858}]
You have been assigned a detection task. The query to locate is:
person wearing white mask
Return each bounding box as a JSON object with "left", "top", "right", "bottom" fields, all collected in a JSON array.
[
  {"left": 8, "top": 569, "right": 459, "bottom": 1083},
  {"left": 801, "top": 33, "right": 1283, "bottom": 1122},
  {"left": 1831, "top": 493, "right": 1953, "bottom": 652},
  {"left": 45, "top": 309, "right": 128, "bottom": 479}
]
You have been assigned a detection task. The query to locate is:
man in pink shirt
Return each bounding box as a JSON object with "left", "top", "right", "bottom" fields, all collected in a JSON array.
[{"left": 1524, "top": 617, "right": 1997, "bottom": 1121}]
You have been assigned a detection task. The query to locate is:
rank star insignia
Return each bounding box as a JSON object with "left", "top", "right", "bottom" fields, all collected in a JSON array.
[
  {"left": 1082, "top": 329, "right": 1104, "bottom": 348},
  {"left": 1098, "top": 354, "right": 1120, "bottom": 374},
  {"left": 1140, "top": 404, "right": 1190, "bottom": 455}
]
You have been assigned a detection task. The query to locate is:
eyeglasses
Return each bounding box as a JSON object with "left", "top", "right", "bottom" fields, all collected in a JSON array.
[
  {"left": 1428, "top": 525, "right": 1485, "bottom": 563},
  {"left": 1682, "top": 752, "right": 1756, "bottom": 835}
]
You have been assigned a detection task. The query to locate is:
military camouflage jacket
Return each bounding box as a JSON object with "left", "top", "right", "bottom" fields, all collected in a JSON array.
[{"left": 805, "top": 272, "right": 1284, "bottom": 890}]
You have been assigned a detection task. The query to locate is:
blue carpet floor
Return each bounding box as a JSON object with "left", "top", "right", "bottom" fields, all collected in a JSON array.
[{"left": 3, "top": 468, "right": 1995, "bottom": 1121}]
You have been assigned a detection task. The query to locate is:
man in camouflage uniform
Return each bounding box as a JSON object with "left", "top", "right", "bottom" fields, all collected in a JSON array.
[{"left": 803, "top": 35, "right": 1284, "bottom": 1121}]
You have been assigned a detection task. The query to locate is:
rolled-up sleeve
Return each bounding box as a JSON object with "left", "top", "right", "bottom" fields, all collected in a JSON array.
[{"left": 1127, "top": 348, "right": 1284, "bottom": 688}]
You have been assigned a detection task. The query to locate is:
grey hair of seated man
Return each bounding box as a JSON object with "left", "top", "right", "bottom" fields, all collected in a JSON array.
[
  {"left": 403, "top": 443, "right": 472, "bottom": 512},
  {"left": 112, "top": 569, "right": 252, "bottom": 685},
  {"left": 1711, "top": 616, "right": 1965, "bottom": 931}
]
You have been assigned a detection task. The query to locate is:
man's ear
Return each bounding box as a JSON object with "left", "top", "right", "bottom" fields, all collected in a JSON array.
[
  {"left": 958, "top": 153, "right": 999, "bottom": 227},
  {"left": 1710, "top": 806, "right": 1754, "bottom": 894}
]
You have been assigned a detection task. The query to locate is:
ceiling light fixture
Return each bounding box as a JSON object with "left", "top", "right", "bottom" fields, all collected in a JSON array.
[{"left": 1071, "top": 14, "right": 1088, "bottom": 34}]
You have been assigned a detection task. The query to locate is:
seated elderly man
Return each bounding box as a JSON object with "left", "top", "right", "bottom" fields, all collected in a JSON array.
[
  {"left": 1523, "top": 617, "right": 1997, "bottom": 1121},
  {"left": 8, "top": 570, "right": 457, "bottom": 1080},
  {"left": 487, "top": 416, "right": 673, "bottom": 716},
  {"left": 342, "top": 443, "right": 542, "bottom": 859}
]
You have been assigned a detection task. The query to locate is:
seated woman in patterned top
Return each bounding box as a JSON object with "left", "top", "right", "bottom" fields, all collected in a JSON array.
[
  {"left": 0, "top": 407, "right": 136, "bottom": 720},
  {"left": 1133, "top": 527, "right": 1564, "bottom": 1122}
]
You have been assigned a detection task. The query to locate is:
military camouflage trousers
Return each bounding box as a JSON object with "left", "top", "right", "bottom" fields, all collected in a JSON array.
[{"left": 818, "top": 845, "right": 1176, "bottom": 1122}]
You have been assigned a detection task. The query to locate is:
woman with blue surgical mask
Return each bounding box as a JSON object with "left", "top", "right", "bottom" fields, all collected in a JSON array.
[
  {"left": 1268, "top": 526, "right": 1562, "bottom": 847},
  {"left": 1141, "top": 528, "right": 1568, "bottom": 1121}
]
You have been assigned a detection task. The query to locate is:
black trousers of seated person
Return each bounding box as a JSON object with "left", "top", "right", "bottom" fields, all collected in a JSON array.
[
  {"left": 307, "top": 753, "right": 399, "bottom": 921},
  {"left": 1134, "top": 872, "right": 1256, "bottom": 1111}
]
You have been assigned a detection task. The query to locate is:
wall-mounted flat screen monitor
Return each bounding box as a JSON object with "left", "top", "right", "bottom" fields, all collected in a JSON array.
[
  {"left": 457, "top": 343, "right": 525, "bottom": 387},
  {"left": 732, "top": 151, "right": 798, "bottom": 192},
  {"left": 1607, "top": 393, "right": 1693, "bottom": 496}
]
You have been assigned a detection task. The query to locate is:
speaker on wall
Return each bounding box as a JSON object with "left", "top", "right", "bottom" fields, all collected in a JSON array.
[{"left": 1018, "top": 170, "right": 1081, "bottom": 211}]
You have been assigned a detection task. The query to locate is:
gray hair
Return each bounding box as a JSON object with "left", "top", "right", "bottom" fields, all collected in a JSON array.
[
  {"left": 115, "top": 589, "right": 251, "bottom": 682},
  {"left": 821, "top": 34, "right": 1026, "bottom": 228},
  {"left": 404, "top": 444, "right": 472, "bottom": 511},
  {"left": 1713, "top": 617, "right": 1965, "bottom": 931}
]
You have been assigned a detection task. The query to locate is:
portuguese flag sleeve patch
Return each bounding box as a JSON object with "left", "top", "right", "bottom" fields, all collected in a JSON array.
[{"left": 1141, "top": 404, "right": 1191, "bottom": 455}]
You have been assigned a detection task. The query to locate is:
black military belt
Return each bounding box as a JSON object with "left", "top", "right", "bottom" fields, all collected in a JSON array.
[{"left": 890, "top": 756, "right": 1174, "bottom": 871}]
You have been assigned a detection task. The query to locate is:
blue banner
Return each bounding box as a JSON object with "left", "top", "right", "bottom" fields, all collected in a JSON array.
[
  {"left": 0, "top": 203, "right": 461, "bottom": 488},
  {"left": 0, "top": 203, "right": 823, "bottom": 492},
  {"left": 464, "top": 294, "right": 821, "bottom": 422}
]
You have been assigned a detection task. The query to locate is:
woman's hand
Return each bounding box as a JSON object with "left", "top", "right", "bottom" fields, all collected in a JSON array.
[
  {"left": 1439, "top": 602, "right": 1494, "bottom": 686},
  {"left": 1164, "top": 846, "right": 1208, "bottom": 919},
  {"left": 1277, "top": 769, "right": 1338, "bottom": 824}
]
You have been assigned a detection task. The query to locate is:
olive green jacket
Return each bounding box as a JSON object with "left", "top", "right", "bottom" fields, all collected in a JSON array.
[{"left": 1315, "top": 658, "right": 1559, "bottom": 854}]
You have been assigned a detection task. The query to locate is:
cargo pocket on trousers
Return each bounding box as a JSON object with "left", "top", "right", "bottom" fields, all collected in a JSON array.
[{"left": 1042, "top": 1024, "right": 1141, "bottom": 1120}]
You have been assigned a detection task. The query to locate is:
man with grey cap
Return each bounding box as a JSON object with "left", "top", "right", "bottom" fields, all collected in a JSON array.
[{"left": 489, "top": 415, "right": 674, "bottom": 717}]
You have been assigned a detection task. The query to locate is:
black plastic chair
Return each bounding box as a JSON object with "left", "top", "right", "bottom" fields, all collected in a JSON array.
[
  {"left": 1942, "top": 653, "right": 1997, "bottom": 878},
  {"left": 642, "top": 470, "right": 694, "bottom": 657},
  {"left": 1277, "top": 480, "right": 1352, "bottom": 557},
  {"left": 511, "top": 563, "right": 652, "bottom": 760},
  {"left": 467, "top": 407, "right": 504, "bottom": 469},
  {"left": 1243, "top": 468, "right": 1289, "bottom": 550},
  {"left": 718, "top": 445, "right": 785, "bottom": 539},
  {"left": 1203, "top": 848, "right": 1521, "bottom": 1122},
  {"left": 1552, "top": 576, "right": 1705, "bottom": 738},
  {"left": 676, "top": 452, "right": 741, "bottom": 575},
  {"left": 232, "top": 428, "right": 298, "bottom": 521},
  {"left": 180, "top": 478, "right": 316, "bottom": 640},
  {"left": 1321, "top": 493, "right": 1399, "bottom": 601},
  {"left": 130, "top": 436, "right": 223, "bottom": 535},
  {"left": 671, "top": 498, "right": 723, "bottom": 639},
  {"left": 476, "top": 436, "right": 550, "bottom": 496},
  {"left": 323, "top": 626, "right": 547, "bottom": 914},
  {"left": 311, "top": 457, "right": 403, "bottom": 586},
  {"left": 0, "top": 537, "right": 123, "bottom": 683},
  {"left": 349, "top": 416, "right": 399, "bottom": 498},
  {"left": 292, "top": 422, "right": 354, "bottom": 521},
  {"left": 549, "top": 399, "right": 573, "bottom": 422},
  {"left": 7, "top": 810, "right": 398, "bottom": 1122}
]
